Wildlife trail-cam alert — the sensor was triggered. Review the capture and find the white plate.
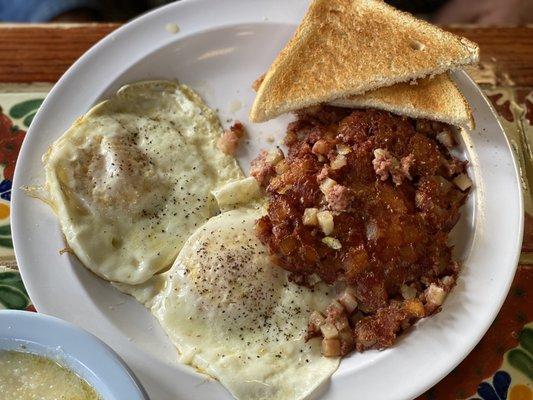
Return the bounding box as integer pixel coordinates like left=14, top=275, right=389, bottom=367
left=0, top=310, right=148, bottom=400
left=11, top=1, right=523, bottom=399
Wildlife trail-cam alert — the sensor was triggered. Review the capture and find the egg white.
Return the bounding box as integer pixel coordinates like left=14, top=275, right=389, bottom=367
left=119, top=208, right=339, bottom=400
left=43, top=81, right=243, bottom=284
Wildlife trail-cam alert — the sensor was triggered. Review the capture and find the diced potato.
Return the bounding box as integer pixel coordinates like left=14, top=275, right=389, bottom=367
left=317, top=210, right=334, bottom=235
left=426, top=284, right=447, bottom=306
left=453, top=173, right=472, bottom=191
left=320, top=323, right=339, bottom=339
left=339, top=328, right=354, bottom=347
left=331, top=154, right=347, bottom=170
left=321, top=338, right=341, bottom=357
left=309, top=311, right=325, bottom=327
left=435, top=175, right=453, bottom=192
left=373, top=148, right=387, bottom=159
left=403, top=299, right=425, bottom=318
left=211, top=177, right=261, bottom=211
left=275, top=159, right=289, bottom=175
left=441, top=275, right=455, bottom=286
left=336, top=144, right=352, bottom=155
left=338, top=289, right=358, bottom=313
left=328, top=300, right=345, bottom=313
left=312, top=140, right=329, bottom=155
left=303, top=208, right=319, bottom=226
left=266, top=148, right=284, bottom=165
left=322, top=236, right=342, bottom=250
left=334, top=315, right=350, bottom=331
left=319, top=177, right=337, bottom=195
left=400, top=284, right=417, bottom=300
left=436, top=131, right=454, bottom=149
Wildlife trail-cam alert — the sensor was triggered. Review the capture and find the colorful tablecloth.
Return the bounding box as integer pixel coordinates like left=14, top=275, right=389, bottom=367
left=0, top=88, right=531, bottom=400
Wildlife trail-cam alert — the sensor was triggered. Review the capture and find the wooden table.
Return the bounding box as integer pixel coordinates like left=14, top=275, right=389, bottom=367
left=0, top=24, right=531, bottom=400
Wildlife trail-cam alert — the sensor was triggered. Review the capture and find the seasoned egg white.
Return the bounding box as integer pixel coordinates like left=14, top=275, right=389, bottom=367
left=43, top=81, right=243, bottom=284
left=121, top=208, right=339, bottom=400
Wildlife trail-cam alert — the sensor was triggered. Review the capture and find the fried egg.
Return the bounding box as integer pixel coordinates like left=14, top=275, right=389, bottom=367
left=121, top=207, right=339, bottom=399
left=43, top=81, right=243, bottom=284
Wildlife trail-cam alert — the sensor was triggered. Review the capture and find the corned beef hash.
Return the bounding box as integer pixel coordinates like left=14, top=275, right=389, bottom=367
left=253, top=106, right=472, bottom=357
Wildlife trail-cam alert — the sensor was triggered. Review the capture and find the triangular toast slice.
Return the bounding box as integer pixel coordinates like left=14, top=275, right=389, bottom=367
left=250, top=0, right=478, bottom=123
left=330, top=73, right=474, bottom=128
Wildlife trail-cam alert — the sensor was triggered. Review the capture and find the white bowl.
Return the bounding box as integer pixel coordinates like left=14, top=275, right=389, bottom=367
left=0, top=310, right=148, bottom=400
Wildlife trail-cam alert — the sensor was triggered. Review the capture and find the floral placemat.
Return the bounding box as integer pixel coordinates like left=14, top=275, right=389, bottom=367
left=0, top=93, right=44, bottom=260
left=0, top=92, right=42, bottom=311
left=0, top=265, right=32, bottom=311
left=0, top=88, right=531, bottom=399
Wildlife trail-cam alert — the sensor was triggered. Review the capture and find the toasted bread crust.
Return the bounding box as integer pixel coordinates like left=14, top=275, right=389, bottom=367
left=330, top=73, right=474, bottom=129
left=250, top=0, right=479, bottom=123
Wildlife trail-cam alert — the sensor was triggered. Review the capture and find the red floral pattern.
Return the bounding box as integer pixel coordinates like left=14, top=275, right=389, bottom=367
left=0, top=107, right=25, bottom=180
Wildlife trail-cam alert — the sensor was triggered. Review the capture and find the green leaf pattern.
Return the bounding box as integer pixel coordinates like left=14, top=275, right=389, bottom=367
left=0, top=225, right=12, bottom=248
left=0, top=271, right=30, bottom=310
left=507, top=326, right=533, bottom=380
left=9, top=99, right=44, bottom=127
